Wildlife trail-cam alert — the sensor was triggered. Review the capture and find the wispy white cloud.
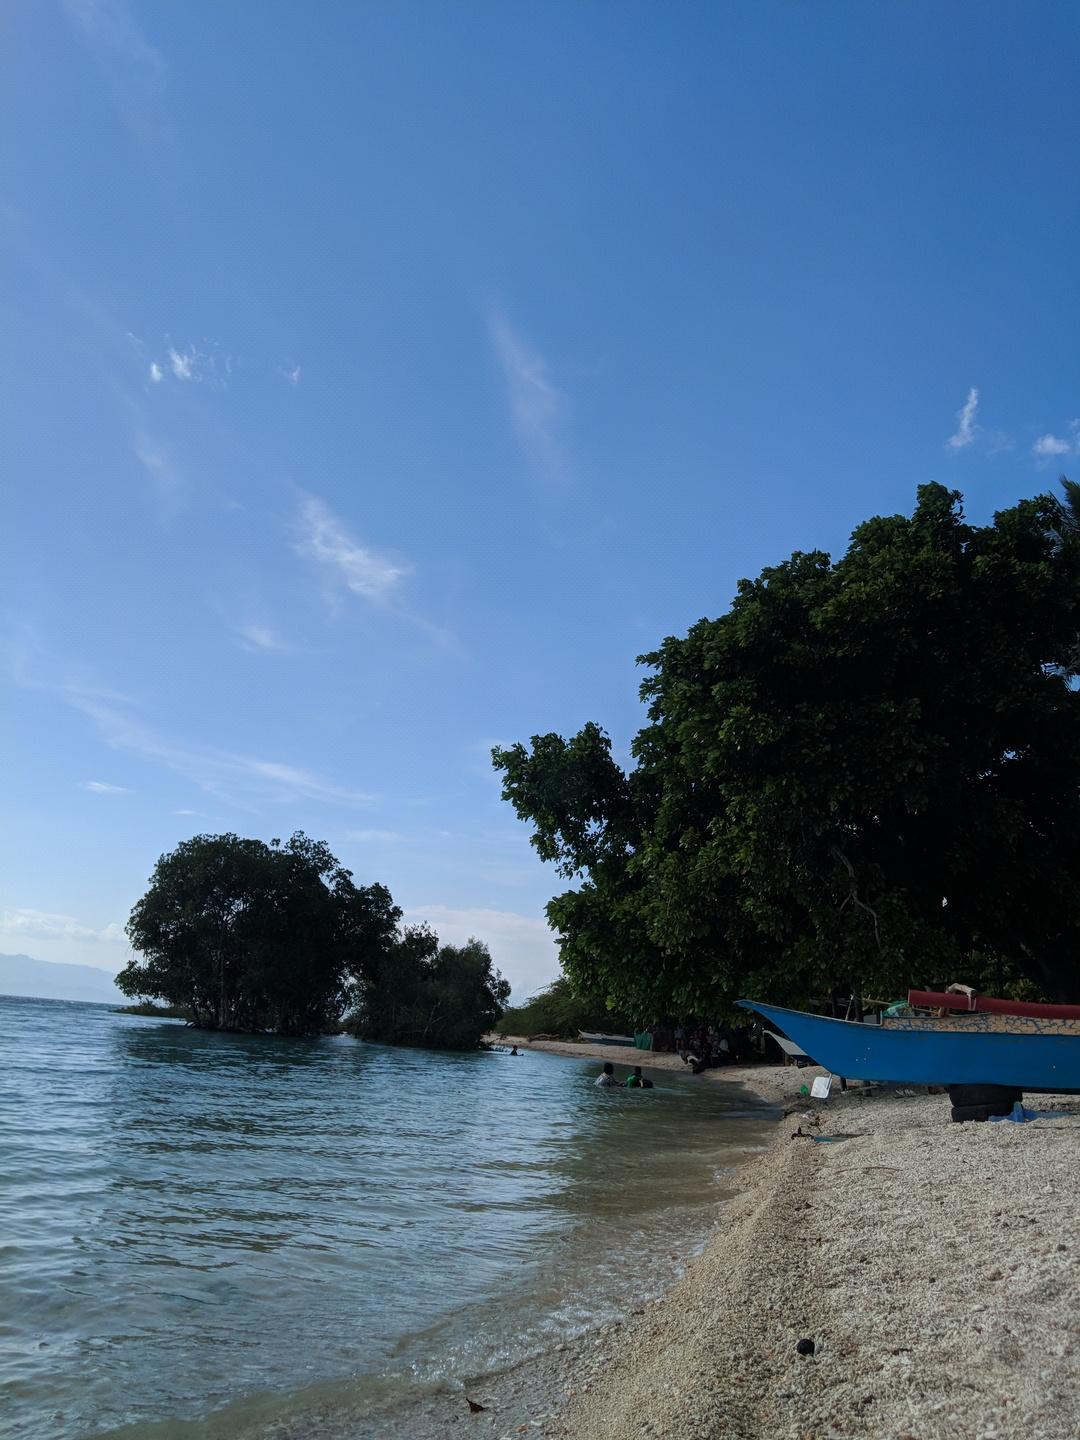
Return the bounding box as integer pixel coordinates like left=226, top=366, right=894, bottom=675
left=75, top=701, right=377, bottom=809
left=946, top=387, right=979, bottom=451
left=81, top=780, right=131, bottom=794
left=4, top=630, right=376, bottom=811
left=62, top=0, right=175, bottom=180
left=169, top=346, right=194, bottom=380
left=142, top=340, right=230, bottom=388
left=1, top=908, right=126, bottom=945
left=234, top=623, right=289, bottom=654
left=295, top=495, right=411, bottom=609
left=278, top=364, right=302, bottom=387
left=347, top=829, right=410, bottom=845
left=133, top=434, right=182, bottom=512
left=170, top=343, right=230, bottom=385
left=488, top=312, right=569, bottom=486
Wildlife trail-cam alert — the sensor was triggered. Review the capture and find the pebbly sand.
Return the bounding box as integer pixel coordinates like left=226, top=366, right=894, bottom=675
left=434, top=1040, right=1080, bottom=1440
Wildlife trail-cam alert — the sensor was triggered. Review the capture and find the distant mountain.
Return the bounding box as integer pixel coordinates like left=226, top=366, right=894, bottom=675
left=0, top=953, right=126, bottom=1004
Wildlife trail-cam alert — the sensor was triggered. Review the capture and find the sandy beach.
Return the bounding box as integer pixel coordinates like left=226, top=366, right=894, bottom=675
left=455, top=1040, right=1080, bottom=1440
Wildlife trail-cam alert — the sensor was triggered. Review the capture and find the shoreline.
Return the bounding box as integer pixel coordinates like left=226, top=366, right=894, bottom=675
left=493, top=1033, right=796, bottom=1101
left=414, top=1043, right=1080, bottom=1440
left=335, top=1048, right=781, bottom=1440
left=494, top=1033, right=740, bottom=1075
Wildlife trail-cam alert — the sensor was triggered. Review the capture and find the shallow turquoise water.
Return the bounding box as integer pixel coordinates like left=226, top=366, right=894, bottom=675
left=0, top=996, right=771, bottom=1439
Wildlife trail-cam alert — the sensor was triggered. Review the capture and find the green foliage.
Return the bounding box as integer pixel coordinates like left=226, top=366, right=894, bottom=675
left=495, top=483, right=1080, bottom=1011
left=347, top=927, right=510, bottom=1049
left=498, top=975, right=634, bottom=1038
left=121, top=833, right=511, bottom=1046
left=118, top=832, right=400, bottom=1035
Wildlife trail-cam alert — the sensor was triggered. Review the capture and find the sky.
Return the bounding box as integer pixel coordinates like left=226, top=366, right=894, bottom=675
left=2, top=1, right=1079, bottom=1001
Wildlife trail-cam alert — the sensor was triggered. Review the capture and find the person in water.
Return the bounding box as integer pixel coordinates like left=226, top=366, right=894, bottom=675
left=626, top=1065, right=654, bottom=1089
left=594, top=1062, right=621, bottom=1087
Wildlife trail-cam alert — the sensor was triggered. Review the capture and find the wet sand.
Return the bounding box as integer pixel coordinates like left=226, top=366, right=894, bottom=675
left=435, top=1047, right=1080, bottom=1440
left=494, top=1034, right=693, bottom=1073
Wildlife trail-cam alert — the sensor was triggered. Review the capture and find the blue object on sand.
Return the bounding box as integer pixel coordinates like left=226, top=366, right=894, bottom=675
left=737, top=1000, right=1080, bottom=1094
left=989, top=1101, right=1038, bottom=1123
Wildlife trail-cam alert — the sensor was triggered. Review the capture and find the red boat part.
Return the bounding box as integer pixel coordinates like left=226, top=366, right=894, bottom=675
left=908, top=989, right=1080, bottom=1020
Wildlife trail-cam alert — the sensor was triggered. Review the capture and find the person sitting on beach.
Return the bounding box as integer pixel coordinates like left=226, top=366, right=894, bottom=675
left=594, top=1062, right=621, bottom=1087
left=626, top=1065, right=654, bottom=1089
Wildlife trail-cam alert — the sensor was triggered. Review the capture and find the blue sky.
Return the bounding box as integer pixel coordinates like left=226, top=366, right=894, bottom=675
left=3, top=1, right=1078, bottom=999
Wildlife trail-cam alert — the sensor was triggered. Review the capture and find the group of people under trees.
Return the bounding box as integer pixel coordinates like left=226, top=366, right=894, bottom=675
left=595, top=1062, right=654, bottom=1089
left=661, top=1021, right=757, bottom=1072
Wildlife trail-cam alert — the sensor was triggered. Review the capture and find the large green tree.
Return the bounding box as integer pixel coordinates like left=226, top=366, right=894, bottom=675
left=118, top=832, right=400, bottom=1035
left=494, top=483, right=1080, bottom=1014
left=348, top=926, right=510, bottom=1048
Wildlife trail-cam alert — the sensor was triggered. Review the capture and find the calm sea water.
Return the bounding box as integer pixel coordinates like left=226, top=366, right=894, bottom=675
left=0, top=996, right=771, bottom=1440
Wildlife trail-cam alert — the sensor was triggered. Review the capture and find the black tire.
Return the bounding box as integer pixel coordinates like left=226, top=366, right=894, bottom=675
left=947, top=1084, right=1022, bottom=1109
left=951, top=1103, right=993, bottom=1123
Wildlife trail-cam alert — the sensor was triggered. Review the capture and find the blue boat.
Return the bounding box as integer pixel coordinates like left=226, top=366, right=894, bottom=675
left=738, top=1000, right=1080, bottom=1093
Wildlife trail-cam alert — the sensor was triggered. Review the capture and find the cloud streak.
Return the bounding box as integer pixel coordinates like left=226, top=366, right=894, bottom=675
left=488, top=312, right=569, bottom=486
left=233, top=623, right=289, bottom=654
left=1, top=908, right=126, bottom=945
left=4, top=630, right=376, bottom=811
left=62, top=0, right=176, bottom=184
left=75, top=699, right=377, bottom=808
left=295, top=495, right=411, bottom=608
left=133, top=434, right=183, bottom=513
left=81, top=780, right=131, bottom=794
left=946, top=387, right=979, bottom=451
left=293, top=495, right=459, bottom=650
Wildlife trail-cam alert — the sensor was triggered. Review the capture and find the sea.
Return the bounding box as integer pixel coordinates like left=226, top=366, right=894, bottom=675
left=0, top=995, right=773, bottom=1440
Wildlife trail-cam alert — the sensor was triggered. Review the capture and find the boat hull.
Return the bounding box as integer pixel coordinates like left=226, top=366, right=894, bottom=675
left=738, top=1000, right=1080, bottom=1092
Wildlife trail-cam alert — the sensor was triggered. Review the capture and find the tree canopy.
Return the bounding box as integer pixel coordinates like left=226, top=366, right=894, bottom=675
left=494, top=483, right=1080, bottom=1015
left=348, top=926, right=510, bottom=1048
left=119, top=831, right=510, bottom=1044
left=119, top=832, right=401, bottom=1035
